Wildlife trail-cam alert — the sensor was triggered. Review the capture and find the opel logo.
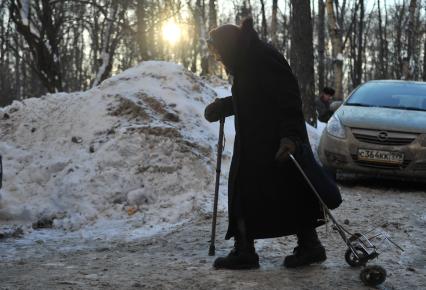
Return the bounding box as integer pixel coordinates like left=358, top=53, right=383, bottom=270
left=378, top=131, right=388, bottom=141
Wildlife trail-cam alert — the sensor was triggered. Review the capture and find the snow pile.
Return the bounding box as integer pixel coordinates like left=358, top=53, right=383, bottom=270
left=0, top=60, right=324, bottom=240
left=0, top=61, right=226, bottom=233
left=306, top=121, right=326, bottom=160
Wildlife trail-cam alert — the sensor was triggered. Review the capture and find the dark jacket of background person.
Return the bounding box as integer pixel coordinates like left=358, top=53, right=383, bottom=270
left=315, top=87, right=335, bottom=122
left=315, top=97, right=333, bottom=122
left=209, top=20, right=341, bottom=240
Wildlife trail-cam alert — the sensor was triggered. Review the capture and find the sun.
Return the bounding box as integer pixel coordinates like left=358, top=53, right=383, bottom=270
left=162, top=21, right=181, bottom=45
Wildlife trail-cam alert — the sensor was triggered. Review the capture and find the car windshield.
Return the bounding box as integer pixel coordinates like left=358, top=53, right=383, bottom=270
left=346, top=82, right=426, bottom=112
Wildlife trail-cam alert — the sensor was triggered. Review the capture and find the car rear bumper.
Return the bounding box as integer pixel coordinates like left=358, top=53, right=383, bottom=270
left=318, top=128, right=426, bottom=178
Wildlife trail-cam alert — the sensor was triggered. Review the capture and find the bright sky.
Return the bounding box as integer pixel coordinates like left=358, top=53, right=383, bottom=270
left=217, top=0, right=406, bottom=22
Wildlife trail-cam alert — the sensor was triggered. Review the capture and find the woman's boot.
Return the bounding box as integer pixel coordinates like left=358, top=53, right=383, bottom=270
left=283, top=228, right=326, bottom=268
left=213, top=219, right=259, bottom=269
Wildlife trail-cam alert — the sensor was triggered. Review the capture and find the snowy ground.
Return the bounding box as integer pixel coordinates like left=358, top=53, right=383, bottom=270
left=0, top=62, right=425, bottom=289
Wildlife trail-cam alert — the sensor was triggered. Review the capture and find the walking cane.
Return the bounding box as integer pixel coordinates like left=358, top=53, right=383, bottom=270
left=209, top=117, right=225, bottom=256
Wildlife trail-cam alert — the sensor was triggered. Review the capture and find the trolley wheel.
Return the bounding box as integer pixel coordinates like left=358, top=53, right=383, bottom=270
left=345, top=246, right=368, bottom=267
left=360, top=265, right=387, bottom=286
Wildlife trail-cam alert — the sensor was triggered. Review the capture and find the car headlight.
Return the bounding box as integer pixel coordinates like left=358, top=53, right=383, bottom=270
left=326, top=114, right=346, bottom=139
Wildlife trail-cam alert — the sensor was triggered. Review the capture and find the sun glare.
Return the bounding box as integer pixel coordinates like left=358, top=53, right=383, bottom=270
left=162, top=21, right=181, bottom=45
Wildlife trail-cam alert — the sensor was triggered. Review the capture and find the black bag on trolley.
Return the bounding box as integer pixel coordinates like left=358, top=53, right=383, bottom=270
left=293, top=144, right=342, bottom=210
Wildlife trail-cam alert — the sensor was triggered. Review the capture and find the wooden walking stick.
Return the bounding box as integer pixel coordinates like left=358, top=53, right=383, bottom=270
left=209, top=118, right=225, bottom=256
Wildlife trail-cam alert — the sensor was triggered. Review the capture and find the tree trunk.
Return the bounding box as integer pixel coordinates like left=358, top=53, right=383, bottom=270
left=377, top=0, right=386, bottom=79
left=394, top=2, right=406, bottom=79
left=9, top=0, right=63, bottom=93
left=326, top=0, right=343, bottom=100
left=423, top=26, right=426, bottom=81
left=349, top=19, right=356, bottom=89
left=404, top=0, right=417, bottom=80
left=260, top=0, right=268, bottom=41
left=282, top=1, right=291, bottom=60
left=93, top=1, right=119, bottom=87
left=196, top=0, right=209, bottom=75
left=137, top=0, right=149, bottom=60
left=271, top=0, right=278, bottom=47
left=208, top=0, right=217, bottom=73
left=383, top=0, right=389, bottom=78
left=20, top=38, right=28, bottom=98
left=0, top=8, right=5, bottom=98
left=14, top=35, right=20, bottom=98
left=235, top=0, right=251, bottom=24
left=93, top=0, right=129, bottom=87
left=317, top=0, right=325, bottom=93
left=290, top=0, right=316, bottom=126
left=353, top=0, right=364, bottom=87
left=208, top=0, right=217, bottom=31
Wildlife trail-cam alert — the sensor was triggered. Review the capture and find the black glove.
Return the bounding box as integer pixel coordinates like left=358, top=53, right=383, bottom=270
left=275, top=138, right=297, bottom=162
left=204, top=99, right=226, bottom=122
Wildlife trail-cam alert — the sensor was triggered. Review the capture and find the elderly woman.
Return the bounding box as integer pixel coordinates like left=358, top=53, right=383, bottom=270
left=204, top=18, right=341, bottom=270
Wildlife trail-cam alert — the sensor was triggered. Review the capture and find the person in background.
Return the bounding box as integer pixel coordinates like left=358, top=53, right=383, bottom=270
left=315, top=87, right=335, bottom=122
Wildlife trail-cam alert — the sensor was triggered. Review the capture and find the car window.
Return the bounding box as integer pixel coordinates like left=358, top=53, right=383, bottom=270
left=346, top=82, right=426, bottom=111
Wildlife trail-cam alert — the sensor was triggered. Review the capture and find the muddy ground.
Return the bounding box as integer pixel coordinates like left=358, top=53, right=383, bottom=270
left=1, top=179, right=425, bottom=290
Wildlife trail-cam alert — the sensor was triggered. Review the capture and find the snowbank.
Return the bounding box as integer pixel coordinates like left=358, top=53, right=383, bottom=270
left=0, top=61, right=324, bottom=239
left=306, top=121, right=326, bottom=160
left=0, top=61, right=226, bottom=234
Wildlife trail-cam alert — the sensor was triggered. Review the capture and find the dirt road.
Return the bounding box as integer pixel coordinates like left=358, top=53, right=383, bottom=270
left=1, top=179, right=425, bottom=290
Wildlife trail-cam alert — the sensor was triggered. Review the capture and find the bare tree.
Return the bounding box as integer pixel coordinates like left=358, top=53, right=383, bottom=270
left=353, top=0, right=364, bottom=87
left=93, top=0, right=134, bottom=87
left=208, top=0, right=217, bottom=30
left=207, top=0, right=218, bottom=73
left=271, top=0, right=278, bottom=46
left=93, top=1, right=119, bottom=86
left=394, top=2, right=406, bottom=80
left=137, top=0, right=150, bottom=60
left=0, top=2, right=16, bottom=106
left=280, top=1, right=291, bottom=60
left=9, top=0, right=64, bottom=93
left=290, top=0, right=316, bottom=126
left=1, top=0, right=425, bottom=106
left=402, top=0, right=418, bottom=80
left=259, top=0, right=268, bottom=41
left=236, top=0, right=252, bottom=25
left=326, top=0, right=343, bottom=100
left=423, top=20, right=426, bottom=81
left=376, top=0, right=388, bottom=79
left=317, top=0, right=325, bottom=92
left=195, top=0, right=209, bottom=75
left=423, top=39, right=426, bottom=81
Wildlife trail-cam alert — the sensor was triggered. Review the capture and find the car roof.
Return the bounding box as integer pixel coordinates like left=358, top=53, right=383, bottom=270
left=364, top=80, right=426, bottom=86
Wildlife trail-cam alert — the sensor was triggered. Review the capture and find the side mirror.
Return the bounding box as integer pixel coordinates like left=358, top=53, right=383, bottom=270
left=330, top=101, right=343, bottom=112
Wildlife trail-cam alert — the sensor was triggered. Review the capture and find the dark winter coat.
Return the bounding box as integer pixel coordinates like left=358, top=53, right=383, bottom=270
left=315, top=97, right=333, bottom=122
left=219, top=26, right=341, bottom=240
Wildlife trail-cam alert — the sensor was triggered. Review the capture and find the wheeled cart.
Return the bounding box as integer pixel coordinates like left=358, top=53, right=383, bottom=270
left=289, top=154, right=403, bottom=286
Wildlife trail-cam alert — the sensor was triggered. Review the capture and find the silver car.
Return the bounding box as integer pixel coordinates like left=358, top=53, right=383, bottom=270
left=318, top=80, right=426, bottom=179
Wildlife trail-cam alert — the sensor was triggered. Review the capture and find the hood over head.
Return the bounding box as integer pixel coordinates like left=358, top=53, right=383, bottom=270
left=208, top=17, right=259, bottom=74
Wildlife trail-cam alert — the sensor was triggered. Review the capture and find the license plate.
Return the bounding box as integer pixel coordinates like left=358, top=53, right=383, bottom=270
left=358, top=149, right=404, bottom=164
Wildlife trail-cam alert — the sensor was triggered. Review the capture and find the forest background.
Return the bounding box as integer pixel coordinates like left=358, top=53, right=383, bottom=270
left=1, top=0, right=425, bottom=125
